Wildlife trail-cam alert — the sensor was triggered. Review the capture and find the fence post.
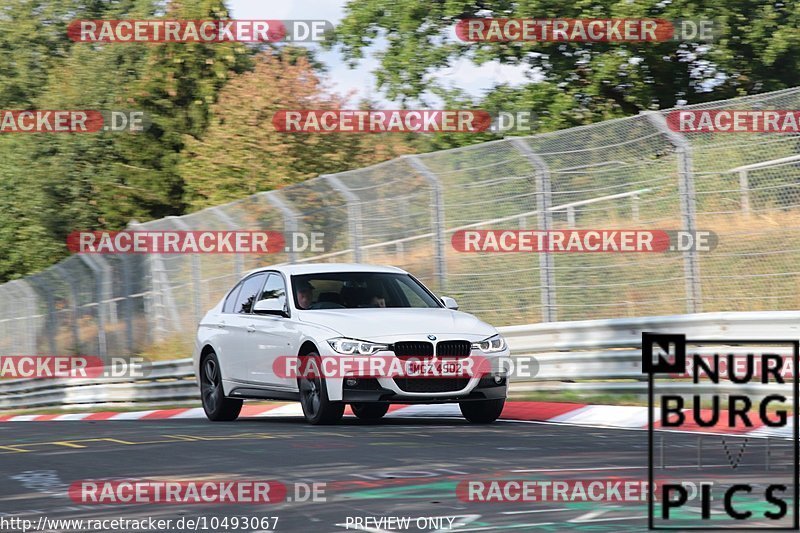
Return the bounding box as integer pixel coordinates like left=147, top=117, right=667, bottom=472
left=323, top=174, right=363, bottom=263
left=566, top=206, right=576, bottom=228
left=510, top=138, right=557, bottom=322
left=119, top=254, right=135, bottom=353
left=129, top=221, right=180, bottom=343
left=645, top=111, right=702, bottom=313
left=168, top=217, right=203, bottom=325
left=78, top=255, right=109, bottom=357
left=149, top=254, right=180, bottom=342
left=406, top=156, right=447, bottom=291
left=211, top=207, right=244, bottom=278
left=8, top=280, right=39, bottom=354
left=20, top=280, right=39, bottom=355
left=29, top=275, right=57, bottom=355
left=91, top=254, right=116, bottom=323
left=263, top=192, right=300, bottom=264
left=54, top=264, right=81, bottom=353
left=738, top=170, right=751, bottom=215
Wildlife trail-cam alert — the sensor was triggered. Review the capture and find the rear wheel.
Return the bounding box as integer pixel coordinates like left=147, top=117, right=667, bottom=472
left=298, top=353, right=345, bottom=425
left=351, top=402, right=389, bottom=421
left=460, top=398, right=505, bottom=424
left=200, top=351, right=242, bottom=421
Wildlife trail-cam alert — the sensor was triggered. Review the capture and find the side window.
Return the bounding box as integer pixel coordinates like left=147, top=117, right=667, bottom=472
left=233, top=273, right=267, bottom=314
left=258, top=274, right=287, bottom=305
left=223, top=283, right=242, bottom=313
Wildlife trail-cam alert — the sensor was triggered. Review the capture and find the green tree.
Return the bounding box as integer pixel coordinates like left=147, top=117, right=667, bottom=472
left=330, top=0, right=800, bottom=118
left=0, top=0, right=251, bottom=281
left=180, top=48, right=416, bottom=210
left=110, top=0, right=252, bottom=220
left=0, top=136, right=63, bottom=279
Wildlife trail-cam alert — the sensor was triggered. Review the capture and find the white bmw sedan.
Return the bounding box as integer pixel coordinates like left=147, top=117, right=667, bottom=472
left=193, top=263, right=509, bottom=425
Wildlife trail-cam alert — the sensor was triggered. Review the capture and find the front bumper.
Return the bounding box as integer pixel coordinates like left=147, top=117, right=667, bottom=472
left=341, top=376, right=508, bottom=403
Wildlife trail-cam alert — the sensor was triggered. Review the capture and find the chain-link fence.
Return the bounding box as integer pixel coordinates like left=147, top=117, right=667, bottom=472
left=5, top=87, right=800, bottom=357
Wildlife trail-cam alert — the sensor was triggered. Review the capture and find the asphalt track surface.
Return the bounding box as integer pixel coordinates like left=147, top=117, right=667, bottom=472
left=0, top=416, right=795, bottom=532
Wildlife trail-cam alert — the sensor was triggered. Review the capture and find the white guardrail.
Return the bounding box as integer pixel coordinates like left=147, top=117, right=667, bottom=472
left=2, top=310, right=800, bottom=410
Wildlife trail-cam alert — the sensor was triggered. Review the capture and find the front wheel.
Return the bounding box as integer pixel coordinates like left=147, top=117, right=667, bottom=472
left=297, top=353, right=345, bottom=425
left=200, top=352, right=242, bottom=421
left=351, top=402, right=389, bottom=421
left=460, top=398, right=505, bottom=424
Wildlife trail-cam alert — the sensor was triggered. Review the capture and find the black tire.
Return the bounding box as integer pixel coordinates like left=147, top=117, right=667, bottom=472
left=351, top=402, right=390, bottom=421
left=460, top=398, right=505, bottom=424
left=200, top=351, right=242, bottom=421
left=297, top=353, right=345, bottom=425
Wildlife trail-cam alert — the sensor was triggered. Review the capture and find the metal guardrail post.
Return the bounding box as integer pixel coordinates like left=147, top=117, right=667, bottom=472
left=323, top=174, right=363, bottom=263
left=7, top=280, right=39, bottom=354
left=28, top=275, right=57, bottom=355
left=78, top=255, right=109, bottom=357
left=210, top=206, right=244, bottom=278
left=149, top=254, right=180, bottom=342
left=129, top=220, right=180, bottom=342
left=87, top=254, right=116, bottom=323
left=263, top=192, right=300, bottom=264
left=738, top=170, right=751, bottom=215
left=510, top=138, right=557, bottom=322
left=406, top=156, right=447, bottom=291
left=121, top=220, right=146, bottom=351
left=190, top=254, right=203, bottom=326
left=119, top=254, right=135, bottom=353
left=566, top=206, right=576, bottom=228
left=168, top=217, right=203, bottom=324
left=54, top=264, right=80, bottom=352
left=3, top=283, right=24, bottom=352
left=645, top=111, right=702, bottom=313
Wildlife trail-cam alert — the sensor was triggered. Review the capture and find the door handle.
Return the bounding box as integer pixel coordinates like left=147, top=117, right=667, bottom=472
left=247, top=324, right=256, bottom=333
left=218, top=320, right=226, bottom=329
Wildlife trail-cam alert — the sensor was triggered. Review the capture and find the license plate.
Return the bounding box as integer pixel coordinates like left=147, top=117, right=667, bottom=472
left=405, top=360, right=463, bottom=376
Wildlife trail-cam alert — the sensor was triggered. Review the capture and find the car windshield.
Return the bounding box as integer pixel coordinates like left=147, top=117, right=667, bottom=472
left=291, top=272, right=442, bottom=310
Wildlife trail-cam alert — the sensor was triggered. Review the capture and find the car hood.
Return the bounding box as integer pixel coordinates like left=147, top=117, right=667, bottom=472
left=296, top=308, right=496, bottom=341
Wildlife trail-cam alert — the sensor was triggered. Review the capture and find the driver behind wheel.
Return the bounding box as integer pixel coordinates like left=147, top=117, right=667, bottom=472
left=295, top=279, right=314, bottom=309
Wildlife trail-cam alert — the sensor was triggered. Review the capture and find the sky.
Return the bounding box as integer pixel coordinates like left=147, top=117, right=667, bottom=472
left=227, top=0, right=531, bottom=106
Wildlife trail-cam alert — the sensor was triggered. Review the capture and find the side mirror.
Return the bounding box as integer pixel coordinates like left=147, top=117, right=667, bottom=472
left=253, top=298, right=288, bottom=317
left=440, top=296, right=459, bottom=310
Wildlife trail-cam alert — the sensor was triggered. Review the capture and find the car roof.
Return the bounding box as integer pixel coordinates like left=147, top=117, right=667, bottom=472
left=243, top=263, right=408, bottom=279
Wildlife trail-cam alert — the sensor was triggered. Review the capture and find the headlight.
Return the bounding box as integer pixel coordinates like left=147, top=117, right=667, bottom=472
left=472, top=334, right=507, bottom=353
left=327, top=337, right=389, bottom=355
